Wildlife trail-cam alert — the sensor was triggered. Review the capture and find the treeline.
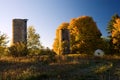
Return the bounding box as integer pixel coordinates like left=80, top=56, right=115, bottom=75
left=53, top=14, right=120, bottom=55
left=0, top=26, right=55, bottom=57
left=0, top=14, right=120, bottom=57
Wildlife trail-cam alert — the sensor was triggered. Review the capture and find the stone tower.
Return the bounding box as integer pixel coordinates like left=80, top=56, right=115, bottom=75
left=59, top=29, right=70, bottom=54
left=12, top=19, right=27, bottom=44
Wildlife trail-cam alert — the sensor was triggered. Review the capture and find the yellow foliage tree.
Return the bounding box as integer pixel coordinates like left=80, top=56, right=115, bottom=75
left=112, top=18, right=120, bottom=52
left=52, top=23, right=69, bottom=54
left=53, top=16, right=104, bottom=54
left=68, top=16, right=102, bottom=54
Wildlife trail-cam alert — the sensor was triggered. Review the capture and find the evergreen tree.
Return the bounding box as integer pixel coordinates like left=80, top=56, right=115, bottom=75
left=106, top=14, right=119, bottom=37
left=106, top=14, right=120, bottom=53
left=112, top=18, right=120, bottom=53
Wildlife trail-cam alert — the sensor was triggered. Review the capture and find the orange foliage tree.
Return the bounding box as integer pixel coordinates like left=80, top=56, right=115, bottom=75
left=68, top=16, right=103, bottom=54
left=53, top=16, right=104, bottom=54
left=112, top=18, right=120, bottom=53
left=106, top=14, right=120, bottom=53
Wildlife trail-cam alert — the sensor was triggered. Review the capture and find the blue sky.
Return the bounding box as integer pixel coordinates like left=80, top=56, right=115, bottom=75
left=0, top=0, right=120, bottom=48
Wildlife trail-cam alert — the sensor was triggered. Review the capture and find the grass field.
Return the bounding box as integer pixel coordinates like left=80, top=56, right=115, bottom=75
left=0, top=54, right=120, bottom=80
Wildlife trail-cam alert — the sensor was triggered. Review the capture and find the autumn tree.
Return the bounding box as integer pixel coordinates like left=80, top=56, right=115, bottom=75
left=68, top=16, right=102, bottom=54
left=27, top=26, right=42, bottom=55
left=107, top=14, right=120, bottom=37
left=53, top=23, right=69, bottom=54
left=53, top=16, right=104, bottom=54
left=112, top=18, right=120, bottom=53
left=106, top=14, right=120, bottom=53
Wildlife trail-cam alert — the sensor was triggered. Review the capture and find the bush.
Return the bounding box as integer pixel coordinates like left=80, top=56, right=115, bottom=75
left=28, top=48, right=40, bottom=55
left=39, top=48, right=56, bottom=56
left=39, top=48, right=56, bottom=62
left=0, top=46, right=10, bottom=57
left=8, top=42, right=28, bottom=57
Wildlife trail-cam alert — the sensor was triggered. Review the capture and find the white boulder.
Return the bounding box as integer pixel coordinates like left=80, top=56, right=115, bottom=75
left=94, top=49, right=104, bottom=57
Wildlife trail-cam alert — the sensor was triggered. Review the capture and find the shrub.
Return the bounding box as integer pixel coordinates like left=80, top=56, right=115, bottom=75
left=8, top=42, right=28, bottom=57
left=28, top=47, right=40, bottom=55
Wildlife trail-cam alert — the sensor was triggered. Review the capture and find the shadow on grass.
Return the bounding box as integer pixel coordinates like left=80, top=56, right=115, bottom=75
left=0, top=56, right=120, bottom=80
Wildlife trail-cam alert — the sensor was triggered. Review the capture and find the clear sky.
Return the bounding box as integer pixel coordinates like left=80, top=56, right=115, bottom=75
left=0, top=0, right=120, bottom=48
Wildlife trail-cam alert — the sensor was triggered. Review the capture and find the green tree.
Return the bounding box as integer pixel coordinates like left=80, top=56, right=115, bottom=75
left=0, top=31, right=8, bottom=56
left=0, top=31, right=8, bottom=46
left=8, top=42, right=28, bottom=57
left=27, top=26, right=42, bottom=55
left=68, top=16, right=102, bottom=54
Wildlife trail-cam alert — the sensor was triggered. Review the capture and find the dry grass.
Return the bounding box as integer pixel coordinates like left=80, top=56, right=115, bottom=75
left=0, top=54, right=120, bottom=80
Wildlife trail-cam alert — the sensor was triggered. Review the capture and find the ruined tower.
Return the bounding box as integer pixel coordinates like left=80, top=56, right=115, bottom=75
left=12, top=19, right=27, bottom=44
left=59, top=29, right=70, bottom=54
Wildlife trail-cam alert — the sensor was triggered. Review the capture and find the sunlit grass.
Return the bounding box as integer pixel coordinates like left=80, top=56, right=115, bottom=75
left=0, top=54, right=120, bottom=80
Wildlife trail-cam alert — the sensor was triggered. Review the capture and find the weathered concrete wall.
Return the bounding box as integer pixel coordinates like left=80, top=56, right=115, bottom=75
left=59, top=29, right=70, bottom=54
left=12, top=19, right=27, bottom=44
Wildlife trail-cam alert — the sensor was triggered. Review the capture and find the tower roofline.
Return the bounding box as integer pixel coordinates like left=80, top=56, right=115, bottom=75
left=13, top=19, right=28, bottom=21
